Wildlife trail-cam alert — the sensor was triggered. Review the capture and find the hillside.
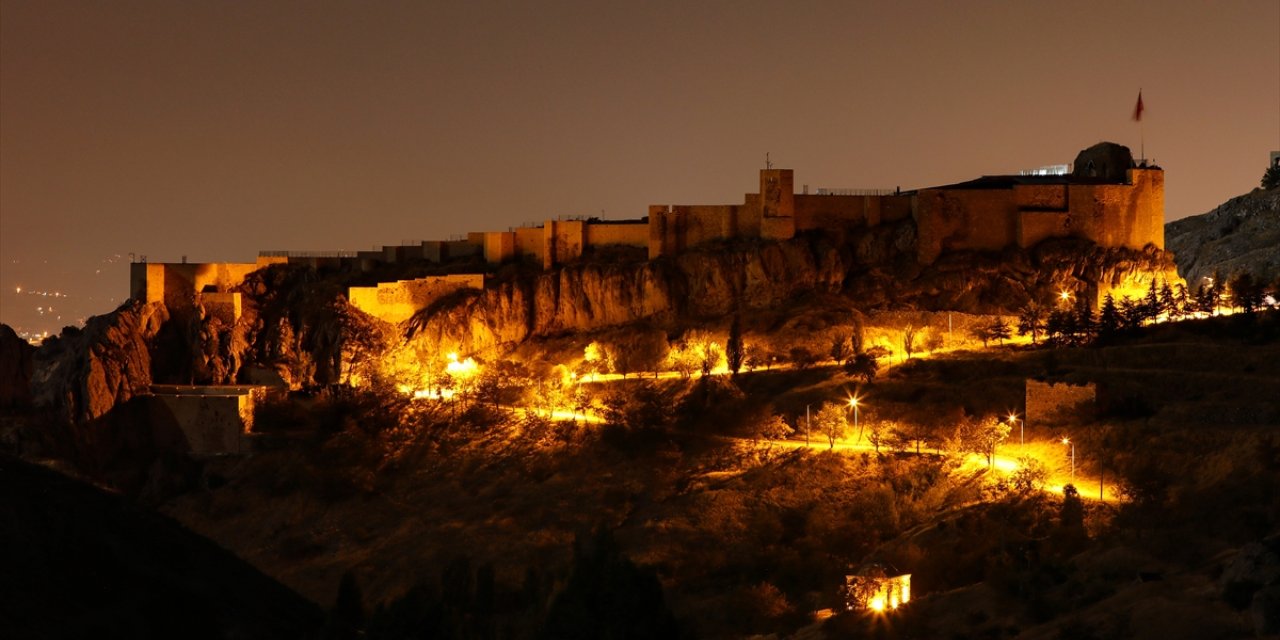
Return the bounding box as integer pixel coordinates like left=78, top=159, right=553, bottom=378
left=0, top=455, right=325, bottom=639
left=1165, top=187, right=1280, bottom=286
left=152, top=317, right=1280, bottom=639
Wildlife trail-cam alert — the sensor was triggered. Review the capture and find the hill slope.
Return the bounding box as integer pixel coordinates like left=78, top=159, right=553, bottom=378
left=0, top=456, right=325, bottom=639
left=1165, top=188, right=1280, bottom=285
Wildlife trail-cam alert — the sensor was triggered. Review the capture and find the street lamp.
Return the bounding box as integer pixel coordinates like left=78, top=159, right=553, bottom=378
left=1061, top=436, right=1075, bottom=483
left=805, top=403, right=812, bottom=447
left=848, top=396, right=861, bottom=445
left=1008, top=412, right=1021, bottom=446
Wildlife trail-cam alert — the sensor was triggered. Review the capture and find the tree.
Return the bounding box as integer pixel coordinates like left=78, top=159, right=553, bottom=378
left=687, top=331, right=725, bottom=377
left=1096, top=293, right=1122, bottom=342
left=1262, top=162, right=1280, bottom=190
left=540, top=528, right=680, bottom=640
left=829, top=331, right=853, bottom=365
left=1010, top=456, right=1048, bottom=493
left=326, top=571, right=365, bottom=640
left=891, top=420, right=935, bottom=454
left=1229, top=271, right=1264, bottom=314
left=726, top=315, right=745, bottom=375
left=744, top=342, right=767, bottom=371
left=789, top=346, right=819, bottom=370
left=970, top=323, right=995, bottom=348
left=813, top=402, right=848, bottom=450
left=990, top=318, right=1012, bottom=345
left=754, top=413, right=794, bottom=441
left=843, top=352, right=879, bottom=383
left=956, top=415, right=1010, bottom=467
left=866, top=419, right=893, bottom=454
left=1158, top=281, right=1177, bottom=320
left=665, top=341, right=698, bottom=378
left=902, top=324, right=918, bottom=359
left=1142, top=279, right=1161, bottom=324
left=1017, top=302, right=1046, bottom=345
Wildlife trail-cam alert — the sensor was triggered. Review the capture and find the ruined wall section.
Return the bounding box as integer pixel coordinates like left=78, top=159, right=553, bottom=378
left=348, top=274, right=486, bottom=324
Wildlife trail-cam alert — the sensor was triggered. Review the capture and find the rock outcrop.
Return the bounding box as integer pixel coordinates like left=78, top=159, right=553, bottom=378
left=1165, top=188, right=1280, bottom=286
left=30, top=301, right=169, bottom=423
left=0, top=324, right=34, bottom=410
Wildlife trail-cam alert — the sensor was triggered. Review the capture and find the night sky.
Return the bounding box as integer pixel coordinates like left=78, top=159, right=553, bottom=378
left=2, top=1, right=1277, bottom=340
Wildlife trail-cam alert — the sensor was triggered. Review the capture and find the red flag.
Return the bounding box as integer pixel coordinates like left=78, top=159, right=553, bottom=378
left=1132, top=90, right=1144, bottom=122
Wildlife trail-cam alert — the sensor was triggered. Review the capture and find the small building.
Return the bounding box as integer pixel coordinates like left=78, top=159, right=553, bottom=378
left=149, top=385, right=268, bottom=455
left=844, top=565, right=912, bottom=612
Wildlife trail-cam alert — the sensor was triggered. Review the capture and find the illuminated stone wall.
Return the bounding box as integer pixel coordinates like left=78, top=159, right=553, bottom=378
left=1025, top=379, right=1097, bottom=427
left=348, top=274, right=486, bottom=324
left=918, top=169, right=1165, bottom=265
left=584, top=221, right=647, bottom=248
left=129, top=256, right=285, bottom=313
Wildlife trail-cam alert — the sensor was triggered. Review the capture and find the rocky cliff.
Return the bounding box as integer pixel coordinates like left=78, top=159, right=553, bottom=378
left=1165, top=188, right=1280, bottom=286
left=17, top=218, right=1183, bottom=428
left=30, top=301, right=168, bottom=424
left=403, top=222, right=1181, bottom=358
left=0, top=324, right=34, bottom=410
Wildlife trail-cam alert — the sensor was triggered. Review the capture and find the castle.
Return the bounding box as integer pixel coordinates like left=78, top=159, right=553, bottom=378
left=131, top=142, right=1165, bottom=323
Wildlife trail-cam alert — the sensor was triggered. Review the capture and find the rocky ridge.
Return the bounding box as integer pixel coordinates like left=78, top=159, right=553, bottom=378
left=14, top=219, right=1180, bottom=429
left=1165, top=187, right=1280, bottom=286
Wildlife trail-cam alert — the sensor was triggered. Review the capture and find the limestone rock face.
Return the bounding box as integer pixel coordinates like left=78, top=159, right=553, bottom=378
left=405, top=236, right=844, bottom=356
left=30, top=301, right=169, bottom=423
left=1165, top=188, right=1280, bottom=285
left=0, top=324, right=35, bottom=410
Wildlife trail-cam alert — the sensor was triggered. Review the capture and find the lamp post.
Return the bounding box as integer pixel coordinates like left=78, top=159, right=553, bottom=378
left=1061, top=436, right=1075, bottom=483
left=848, top=396, right=861, bottom=445
left=805, top=403, right=811, bottom=447
left=1009, top=412, right=1022, bottom=447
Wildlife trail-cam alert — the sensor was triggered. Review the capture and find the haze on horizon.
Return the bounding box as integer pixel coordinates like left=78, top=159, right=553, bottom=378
left=2, top=0, right=1277, bottom=339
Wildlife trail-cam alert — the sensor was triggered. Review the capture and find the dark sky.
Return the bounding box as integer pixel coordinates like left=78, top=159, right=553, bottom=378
left=2, top=0, right=1278, bottom=339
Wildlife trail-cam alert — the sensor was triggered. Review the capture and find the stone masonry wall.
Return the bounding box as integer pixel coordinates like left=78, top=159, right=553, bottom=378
left=349, top=274, right=486, bottom=324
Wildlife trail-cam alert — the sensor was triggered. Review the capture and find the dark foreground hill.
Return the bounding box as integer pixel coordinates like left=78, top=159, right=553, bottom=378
left=0, top=455, right=324, bottom=639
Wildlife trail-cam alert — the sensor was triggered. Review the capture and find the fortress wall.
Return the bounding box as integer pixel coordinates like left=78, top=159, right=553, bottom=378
left=791, top=194, right=912, bottom=230
left=915, top=189, right=1018, bottom=263
left=1014, top=184, right=1067, bottom=209
left=484, top=231, right=516, bottom=263
left=585, top=221, right=648, bottom=248
left=348, top=274, right=485, bottom=324
left=514, top=226, right=544, bottom=263
left=130, top=263, right=167, bottom=303
left=647, top=204, right=745, bottom=259
left=131, top=262, right=263, bottom=311
left=881, top=195, right=914, bottom=222
left=794, top=195, right=871, bottom=230
left=543, top=219, right=586, bottom=268
left=1018, top=211, right=1072, bottom=248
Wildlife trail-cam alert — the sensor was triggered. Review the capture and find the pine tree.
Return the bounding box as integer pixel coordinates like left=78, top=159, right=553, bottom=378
left=726, top=315, right=745, bottom=375
left=1262, top=163, right=1280, bottom=190
left=990, top=317, right=1012, bottom=345
left=1159, top=281, right=1176, bottom=320
left=1017, top=302, right=1045, bottom=344
left=1097, top=293, right=1122, bottom=342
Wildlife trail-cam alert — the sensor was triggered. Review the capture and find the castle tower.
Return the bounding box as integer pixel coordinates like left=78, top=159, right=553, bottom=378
left=759, top=168, right=796, bottom=240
